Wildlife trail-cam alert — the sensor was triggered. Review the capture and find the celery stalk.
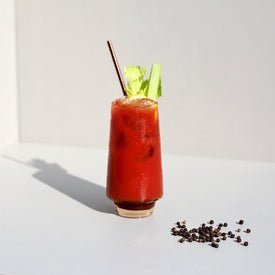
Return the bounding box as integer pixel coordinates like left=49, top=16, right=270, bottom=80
left=146, top=64, right=162, bottom=101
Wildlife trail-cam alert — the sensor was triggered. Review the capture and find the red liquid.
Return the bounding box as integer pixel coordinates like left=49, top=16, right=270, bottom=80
left=106, top=97, right=163, bottom=203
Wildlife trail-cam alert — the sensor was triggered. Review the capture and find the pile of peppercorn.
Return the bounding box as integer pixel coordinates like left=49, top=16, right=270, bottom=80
left=171, top=219, right=250, bottom=248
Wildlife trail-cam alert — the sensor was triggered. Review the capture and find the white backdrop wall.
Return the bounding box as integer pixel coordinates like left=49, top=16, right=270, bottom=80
left=16, top=0, right=275, bottom=161
left=0, top=0, right=18, bottom=148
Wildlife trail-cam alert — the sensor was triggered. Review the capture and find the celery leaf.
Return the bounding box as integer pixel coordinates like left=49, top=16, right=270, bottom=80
left=123, top=66, right=147, bottom=96
left=123, top=63, right=162, bottom=101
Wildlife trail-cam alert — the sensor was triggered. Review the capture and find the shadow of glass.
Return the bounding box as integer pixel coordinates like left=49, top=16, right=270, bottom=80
left=4, top=156, right=115, bottom=214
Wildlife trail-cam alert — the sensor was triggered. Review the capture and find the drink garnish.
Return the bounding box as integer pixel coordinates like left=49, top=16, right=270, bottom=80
left=124, top=64, right=162, bottom=102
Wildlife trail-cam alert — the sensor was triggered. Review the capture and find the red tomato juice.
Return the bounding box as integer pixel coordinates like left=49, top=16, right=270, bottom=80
left=106, top=97, right=163, bottom=204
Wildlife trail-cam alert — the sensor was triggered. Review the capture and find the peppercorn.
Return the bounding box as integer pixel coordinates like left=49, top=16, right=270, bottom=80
left=237, top=228, right=241, bottom=232
left=223, top=223, right=228, bottom=227
left=172, top=228, right=178, bottom=235
left=210, top=220, right=214, bottom=224
left=222, top=236, right=227, bottom=240
left=239, top=220, right=244, bottom=225
left=244, top=241, right=248, bottom=246
left=179, top=237, right=185, bottom=243
left=246, top=228, right=251, bottom=233
left=211, top=242, right=219, bottom=248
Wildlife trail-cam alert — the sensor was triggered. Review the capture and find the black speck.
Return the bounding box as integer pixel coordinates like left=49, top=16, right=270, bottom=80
left=144, top=146, right=154, bottom=160
left=116, top=132, right=127, bottom=150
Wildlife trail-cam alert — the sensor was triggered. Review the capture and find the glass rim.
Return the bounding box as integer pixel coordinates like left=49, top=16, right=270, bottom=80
left=112, top=96, right=157, bottom=108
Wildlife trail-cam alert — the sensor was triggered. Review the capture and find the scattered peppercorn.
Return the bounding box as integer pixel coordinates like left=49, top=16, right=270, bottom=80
left=171, top=220, right=251, bottom=249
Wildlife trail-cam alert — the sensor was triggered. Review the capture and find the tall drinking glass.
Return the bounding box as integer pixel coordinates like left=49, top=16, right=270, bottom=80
left=106, top=96, right=163, bottom=218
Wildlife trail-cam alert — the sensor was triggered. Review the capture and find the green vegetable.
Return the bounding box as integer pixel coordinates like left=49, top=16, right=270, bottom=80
left=123, top=64, right=162, bottom=101
left=124, top=66, right=147, bottom=96
left=146, top=64, right=162, bottom=101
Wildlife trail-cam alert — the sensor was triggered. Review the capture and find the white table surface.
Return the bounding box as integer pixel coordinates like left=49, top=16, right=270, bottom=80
left=0, top=143, right=274, bottom=275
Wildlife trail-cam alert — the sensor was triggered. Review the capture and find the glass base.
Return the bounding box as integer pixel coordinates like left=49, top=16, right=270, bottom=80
left=114, top=201, right=156, bottom=218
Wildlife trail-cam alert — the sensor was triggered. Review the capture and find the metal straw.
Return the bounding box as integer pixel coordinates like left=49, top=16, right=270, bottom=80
left=107, top=40, right=127, bottom=96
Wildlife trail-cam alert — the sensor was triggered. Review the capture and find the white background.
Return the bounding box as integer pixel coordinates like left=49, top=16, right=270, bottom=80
left=0, top=0, right=17, bottom=148
left=2, top=0, right=275, bottom=161
left=1, top=143, right=274, bottom=275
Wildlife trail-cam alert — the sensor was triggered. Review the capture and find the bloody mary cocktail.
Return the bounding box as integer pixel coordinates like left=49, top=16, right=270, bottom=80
left=106, top=96, right=163, bottom=218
